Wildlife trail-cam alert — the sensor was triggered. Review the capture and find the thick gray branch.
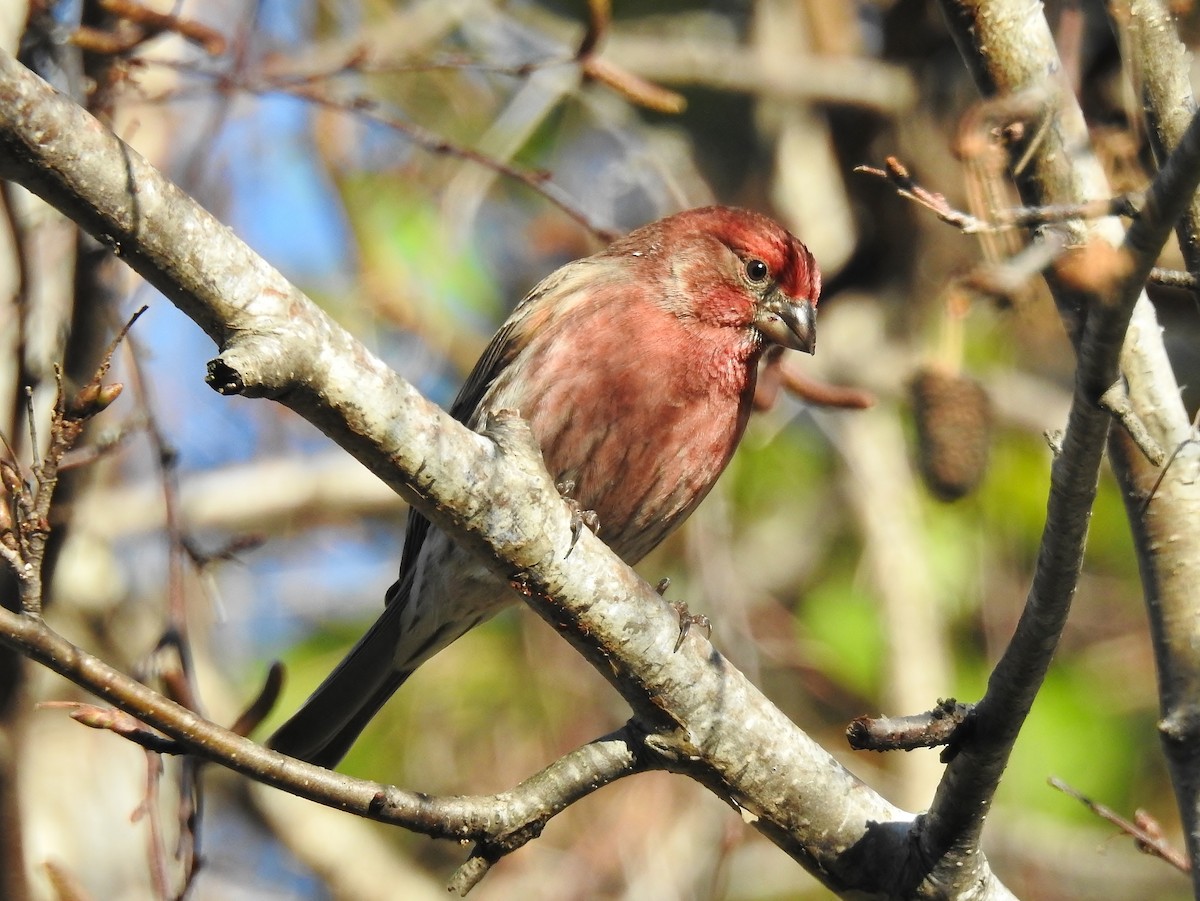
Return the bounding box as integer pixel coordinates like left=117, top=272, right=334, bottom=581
left=0, top=47, right=976, bottom=897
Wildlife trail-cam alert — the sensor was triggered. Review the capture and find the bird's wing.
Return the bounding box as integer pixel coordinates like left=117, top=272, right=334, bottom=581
left=389, top=272, right=563, bottom=590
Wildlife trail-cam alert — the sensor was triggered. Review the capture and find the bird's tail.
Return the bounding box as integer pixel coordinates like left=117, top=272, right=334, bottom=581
left=268, top=594, right=411, bottom=769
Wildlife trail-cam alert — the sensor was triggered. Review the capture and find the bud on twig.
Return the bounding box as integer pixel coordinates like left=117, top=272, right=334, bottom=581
left=67, top=381, right=124, bottom=419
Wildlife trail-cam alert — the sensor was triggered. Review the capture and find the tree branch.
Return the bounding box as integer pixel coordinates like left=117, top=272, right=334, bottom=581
left=0, top=46, right=985, bottom=897
left=928, top=0, right=1200, bottom=889
left=1114, top=0, right=1200, bottom=295
left=0, top=608, right=648, bottom=852
left=1103, top=1, right=1200, bottom=886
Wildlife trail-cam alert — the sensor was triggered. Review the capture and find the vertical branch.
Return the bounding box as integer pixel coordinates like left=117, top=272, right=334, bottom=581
left=1107, top=0, right=1200, bottom=883
left=936, top=0, right=1200, bottom=888
left=1114, top=0, right=1200, bottom=290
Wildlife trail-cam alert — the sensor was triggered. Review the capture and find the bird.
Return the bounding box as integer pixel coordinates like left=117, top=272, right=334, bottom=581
left=269, top=206, right=820, bottom=768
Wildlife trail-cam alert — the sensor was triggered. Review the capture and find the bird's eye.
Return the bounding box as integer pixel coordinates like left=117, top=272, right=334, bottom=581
left=745, top=259, right=769, bottom=283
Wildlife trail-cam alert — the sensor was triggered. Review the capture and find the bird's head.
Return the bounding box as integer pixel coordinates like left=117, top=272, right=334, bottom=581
left=621, top=206, right=820, bottom=355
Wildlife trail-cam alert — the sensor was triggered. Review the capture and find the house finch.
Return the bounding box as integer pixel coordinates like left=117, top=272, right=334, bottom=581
left=269, top=206, right=820, bottom=767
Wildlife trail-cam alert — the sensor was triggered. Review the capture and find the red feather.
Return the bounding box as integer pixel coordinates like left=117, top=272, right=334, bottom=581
left=270, top=206, right=821, bottom=767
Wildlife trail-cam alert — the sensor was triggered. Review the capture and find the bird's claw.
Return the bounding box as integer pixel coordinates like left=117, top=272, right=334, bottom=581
left=570, top=507, right=600, bottom=550
left=558, top=480, right=599, bottom=559
left=671, top=600, right=712, bottom=652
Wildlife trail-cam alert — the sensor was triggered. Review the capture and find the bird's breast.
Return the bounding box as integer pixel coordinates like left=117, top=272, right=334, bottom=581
left=484, top=303, right=759, bottom=564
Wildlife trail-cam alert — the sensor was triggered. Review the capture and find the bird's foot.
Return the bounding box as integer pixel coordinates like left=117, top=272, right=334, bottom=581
left=670, top=600, right=712, bottom=652
left=557, top=480, right=599, bottom=558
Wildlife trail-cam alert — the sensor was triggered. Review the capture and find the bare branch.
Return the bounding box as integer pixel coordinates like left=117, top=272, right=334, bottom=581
left=1149, top=266, right=1198, bottom=290
left=847, top=700, right=973, bottom=755
left=139, top=58, right=621, bottom=243
left=1113, top=0, right=1200, bottom=304
left=0, top=46, right=948, bottom=896
left=1049, top=776, right=1191, bottom=873
left=857, top=155, right=1140, bottom=234
left=926, top=0, right=1200, bottom=891
left=754, top=345, right=876, bottom=412
left=602, top=32, right=916, bottom=116
left=40, top=702, right=181, bottom=755
left=1099, top=380, right=1165, bottom=466
left=72, top=0, right=226, bottom=57
left=1105, top=6, right=1200, bottom=883
left=1, top=307, right=139, bottom=616
left=17, top=597, right=652, bottom=859
left=51, top=687, right=648, bottom=860
left=228, top=661, right=284, bottom=738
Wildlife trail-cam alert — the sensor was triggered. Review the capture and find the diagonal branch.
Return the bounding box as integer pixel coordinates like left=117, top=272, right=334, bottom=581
left=0, top=46, right=959, bottom=897
left=0, top=610, right=648, bottom=851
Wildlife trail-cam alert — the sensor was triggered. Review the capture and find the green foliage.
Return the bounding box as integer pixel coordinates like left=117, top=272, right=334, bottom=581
left=726, top=421, right=834, bottom=519
left=978, top=429, right=1055, bottom=565
left=800, top=574, right=885, bottom=699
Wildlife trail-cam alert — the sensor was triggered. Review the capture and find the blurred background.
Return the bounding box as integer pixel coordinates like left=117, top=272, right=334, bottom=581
left=4, top=0, right=1199, bottom=898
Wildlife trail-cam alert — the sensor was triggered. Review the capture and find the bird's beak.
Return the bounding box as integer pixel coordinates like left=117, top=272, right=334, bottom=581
left=756, top=293, right=816, bottom=355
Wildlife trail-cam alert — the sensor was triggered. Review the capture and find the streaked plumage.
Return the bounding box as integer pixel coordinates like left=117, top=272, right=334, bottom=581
left=269, top=207, right=820, bottom=767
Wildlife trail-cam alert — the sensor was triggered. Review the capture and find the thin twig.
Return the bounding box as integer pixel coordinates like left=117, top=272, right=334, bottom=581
left=40, top=702, right=182, bottom=755
left=23, top=387, right=37, bottom=472
left=858, top=156, right=1141, bottom=234
left=575, top=0, right=609, bottom=60
left=959, top=229, right=1069, bottom=305
left=1049, top=777, right=1191, bottom=873
left=228, top=662, right=284, bottom=738
left=134, top=751, right=171, bottom=901
left=754, top=346, right=875, bottom=412
left=1100, top=381, right=1166, bottom=466
left=1149, top=266, right=1197, bottom=290
left=121, top=315, right=209, bottom=895
left=846, top=700, right=973, bottom=754
left=1138, top=407, right=1200, bottom=516
left=449, top=853, right=495, bottom=896
left=137, top=58, right=620, bottom=242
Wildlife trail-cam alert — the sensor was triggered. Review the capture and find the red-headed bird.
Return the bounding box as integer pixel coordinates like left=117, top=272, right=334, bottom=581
left=270, top=206, right=820, bottom=767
